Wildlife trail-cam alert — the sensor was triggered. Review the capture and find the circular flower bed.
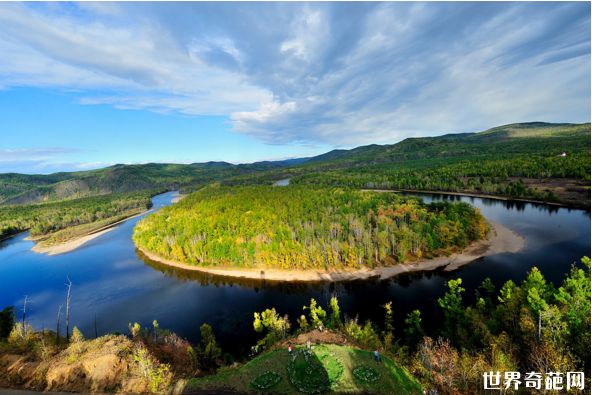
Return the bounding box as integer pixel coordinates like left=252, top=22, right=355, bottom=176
left=251, top=371, right=282, bottom=390
left=353, top=366, right=380, bottom=383
left=287, top=348, right=338, bottom=393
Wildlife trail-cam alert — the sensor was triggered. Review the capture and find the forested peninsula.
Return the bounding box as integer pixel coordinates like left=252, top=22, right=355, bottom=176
left=0, top=122, right=588, bottom=256
left=132, top=185, right=500, bottom=279
left=0, top=191, right=155, bottom=252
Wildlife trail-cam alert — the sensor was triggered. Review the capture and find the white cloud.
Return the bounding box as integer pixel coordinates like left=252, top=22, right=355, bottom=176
left=0, top=147, right=108, bottom=174
left=0, top=2, right=589, bottom=147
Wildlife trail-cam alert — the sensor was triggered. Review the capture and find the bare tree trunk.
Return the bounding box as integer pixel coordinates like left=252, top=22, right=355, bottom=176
left=538, top=311, right=541, bottom=341
left=56, top=304, right=62, bottom=345
left=22, top=295, right=28, bottom=334
left=65, top=277, right=72, bottom=342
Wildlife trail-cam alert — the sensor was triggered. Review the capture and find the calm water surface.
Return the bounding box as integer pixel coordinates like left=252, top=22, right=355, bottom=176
left=0, top=191, right=589, bottom=357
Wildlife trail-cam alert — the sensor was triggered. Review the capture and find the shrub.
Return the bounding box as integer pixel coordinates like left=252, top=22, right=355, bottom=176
left=8, top=322, right=35, bottom=351
left=198, top=323, right=221, bottom=368
left=251, top=371, right=282, bottom=390
left=132, top=344, right=173, bottom=393
left=129, top=322, right=141, bottom=338
left=353, top=366, right=380, bottom=383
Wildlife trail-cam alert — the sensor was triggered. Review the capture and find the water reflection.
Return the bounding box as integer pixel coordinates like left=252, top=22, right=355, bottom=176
left=407, top=191, right=569, bottom=214
left=0, top=190, right=589, bottom=358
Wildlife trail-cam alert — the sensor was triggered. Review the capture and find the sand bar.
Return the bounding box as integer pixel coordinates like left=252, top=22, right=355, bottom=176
left=31, top=210, right=151, bottom=256
left=138, top=221, right=524, bottom=282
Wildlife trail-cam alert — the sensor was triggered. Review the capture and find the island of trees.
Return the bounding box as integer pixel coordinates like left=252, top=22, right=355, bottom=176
left=133, top=185, right=488, bottom=270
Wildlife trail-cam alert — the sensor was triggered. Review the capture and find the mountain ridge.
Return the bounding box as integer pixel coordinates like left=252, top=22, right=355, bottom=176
left=1, top=121, right=589, bottom=205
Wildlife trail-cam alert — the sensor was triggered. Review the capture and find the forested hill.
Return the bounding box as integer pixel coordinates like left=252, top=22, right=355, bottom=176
left=1, top=122, right=589, bottom=206
left=302, top=122, right=590, bottom=168
left=0, top=159, right=308, bottom=205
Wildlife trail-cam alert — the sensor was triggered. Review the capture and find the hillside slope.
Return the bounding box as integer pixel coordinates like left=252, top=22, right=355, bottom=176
left=2, top=122, right=589, bottom=207
left=286, top=122, right=590, bottom=207
left=0, top=159, right=305, bottom=205
left=186, top=342, right=423, bottom=394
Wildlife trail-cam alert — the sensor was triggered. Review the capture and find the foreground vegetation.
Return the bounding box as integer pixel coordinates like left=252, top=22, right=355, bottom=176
left=0, top=191, right=154, bottom=241
left=0, top=257, right=588, bottom=393
left=187, top=343, right=422, bottom=394
left=133, top=185, right=488, bottom=270
left=192, top=257, right=589, bottom=394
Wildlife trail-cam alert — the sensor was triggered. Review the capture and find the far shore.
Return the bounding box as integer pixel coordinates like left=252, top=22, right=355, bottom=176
left=31, top=210, right=152, bottom=256
left=171, top=193, right=187, bottom=203
left=138, top=221, right=525, bottom=282
left=363, top=188, right=568, bottom=207
left=28, top=190, right=189, bottom=256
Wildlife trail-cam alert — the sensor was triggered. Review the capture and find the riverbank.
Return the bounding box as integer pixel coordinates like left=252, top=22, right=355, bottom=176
left=363, top=187, right=589, bottom=210
left=28, top=191, right=183, bottom=256
left=171, top=193, right=187, bottom=203
left=138, top=221, right=524, bottom=282
left=31, top=210, right=151, bottom=256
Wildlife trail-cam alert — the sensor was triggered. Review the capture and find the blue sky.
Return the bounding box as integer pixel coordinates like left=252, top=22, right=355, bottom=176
left=0, top=2, right=590, bottom=174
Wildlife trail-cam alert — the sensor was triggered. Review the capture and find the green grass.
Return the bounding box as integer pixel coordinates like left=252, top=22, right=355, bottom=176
left=251, top=371, right=282, bottom=390
left=186, top=344, right=423, bottom=394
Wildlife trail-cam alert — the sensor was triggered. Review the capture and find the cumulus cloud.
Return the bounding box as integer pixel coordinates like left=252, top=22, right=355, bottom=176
left=0, top=2, right=589, bottom=146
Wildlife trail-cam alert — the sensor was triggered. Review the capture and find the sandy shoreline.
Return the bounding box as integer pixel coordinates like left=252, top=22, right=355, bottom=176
left=28, top=191, right=192, bottom=256
left=171, top=194, right=187, bottom=203
left=138, top=221, right=525, bottom=282
left=31, top=210, right=151, bottom=256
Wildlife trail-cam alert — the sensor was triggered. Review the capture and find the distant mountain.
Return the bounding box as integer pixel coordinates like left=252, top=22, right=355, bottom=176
left=300, top=122, right=590, bottom=168
left=0, top=122, right=588, bottom=205
left=0, top=157, right=309, bottom=205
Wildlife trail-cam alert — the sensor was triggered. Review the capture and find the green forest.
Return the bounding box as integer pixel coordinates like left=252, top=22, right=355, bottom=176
left=238, top=257, right=591, bottom=394
left=133, top=185, right=488, bottom=270
left=0, top=191, right=154, bottom=241
left=0, top=122, right=589, bottom=247
left=234, top=122, right=591, bottom=206
left=1, top=122, right=589, bottom=208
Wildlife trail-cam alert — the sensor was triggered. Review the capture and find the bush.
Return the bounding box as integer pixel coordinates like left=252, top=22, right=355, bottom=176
left=8, top=322, right=35, bottom=351
left=353, top=366, right=380, bottom=383
left=250, top=371, right=282, bottom=390
left=132, top=344, right=173, bottom=393
left=198, top=323, right=221, bottom=368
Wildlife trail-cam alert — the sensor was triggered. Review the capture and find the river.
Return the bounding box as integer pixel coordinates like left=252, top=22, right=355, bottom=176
left=0, top=191, right=589, bottom=357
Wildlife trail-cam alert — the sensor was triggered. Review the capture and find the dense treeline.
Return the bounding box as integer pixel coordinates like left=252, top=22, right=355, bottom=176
left=248, top=257, right=591, bottom=393
left=0, top=164, right=237, bottom=205
left=409, top=258, right=591, bottom=393
left=225, top=123, right=590, bottom=205
left=133, top=185, right=488, bottom=270
left=0, top=191, right=154, bottom=240
left=1, top=123, right=589, bottom=207
left=289, top=152, right=590, bottom=203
